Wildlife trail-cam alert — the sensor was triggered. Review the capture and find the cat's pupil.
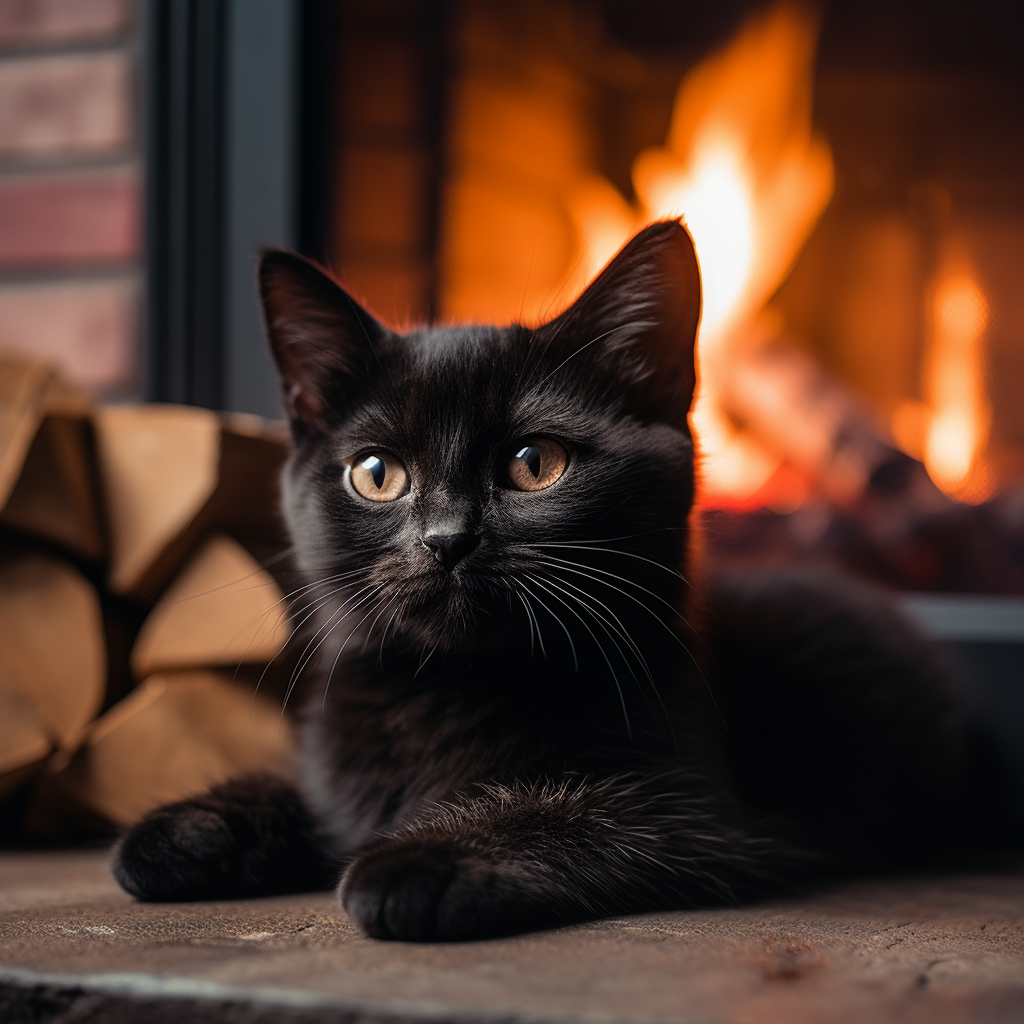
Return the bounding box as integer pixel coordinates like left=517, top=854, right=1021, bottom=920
left=363, top=455, right=386, bottom=489
left=517, top=446, right=541, bottom=479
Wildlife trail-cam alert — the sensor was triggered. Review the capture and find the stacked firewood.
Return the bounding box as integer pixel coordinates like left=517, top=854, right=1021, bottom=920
left=0, top=355, right=297, bottom=842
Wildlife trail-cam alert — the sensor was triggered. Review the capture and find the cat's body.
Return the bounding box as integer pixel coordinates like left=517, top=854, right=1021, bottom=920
left=113, top=222, right=990, bottom=939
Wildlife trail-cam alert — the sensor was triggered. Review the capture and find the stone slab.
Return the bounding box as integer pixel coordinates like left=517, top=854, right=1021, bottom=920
left=1, top=850, right=1024, bottom=1024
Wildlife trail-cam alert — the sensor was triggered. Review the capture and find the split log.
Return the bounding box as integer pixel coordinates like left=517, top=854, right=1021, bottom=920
left=32, top=670, right=295, bottom=831
left=0, top=354, right=102, bottom=561
left=93, top=404, right=222, bottom=597
left=93, top=406, right=288, bottom=602
left=0, top=551, right=105, bottom=799
left=131, top=533, right=289, bottom=678
left=0, top=551, right=105, bottom=751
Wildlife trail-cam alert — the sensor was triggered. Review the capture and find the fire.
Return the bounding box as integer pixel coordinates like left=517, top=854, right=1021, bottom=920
left=922, top=260, right=994, bottom=502
left=890, top=251, right=995, bottom=504
left=440, top=1, right=999, bottom=509
left=440, top=2, right=838, bottom=505
left=566, top=3, right=834, bottom=505
left=637, top=140, right=756, bottom=339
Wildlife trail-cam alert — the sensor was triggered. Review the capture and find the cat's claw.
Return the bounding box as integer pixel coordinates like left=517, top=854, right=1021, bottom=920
left=340, top=839, right=541, bottom=941
left=112, top=803, right=237, bottom=901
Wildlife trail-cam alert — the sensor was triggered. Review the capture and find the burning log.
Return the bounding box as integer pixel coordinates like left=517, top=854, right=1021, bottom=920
left=722, top=337, right=952, bottom=514
left=705, top=337, right=1024, bottom=595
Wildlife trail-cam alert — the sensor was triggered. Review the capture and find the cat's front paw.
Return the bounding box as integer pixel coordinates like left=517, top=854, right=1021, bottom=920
left=340, top=838, right=547, bottom=941
left=112, top=801, right=237, bottom=901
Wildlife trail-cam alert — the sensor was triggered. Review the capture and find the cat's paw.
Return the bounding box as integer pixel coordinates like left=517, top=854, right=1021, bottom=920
left=112, top=801, right=238, bottom=901
left=340, top=838, right=545, bottom=941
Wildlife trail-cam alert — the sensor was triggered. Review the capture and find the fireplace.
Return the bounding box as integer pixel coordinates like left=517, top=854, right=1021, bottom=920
left=314, top=0, right=1024, bottom=597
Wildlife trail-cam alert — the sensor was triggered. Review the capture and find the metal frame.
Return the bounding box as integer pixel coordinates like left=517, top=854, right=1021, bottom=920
left=145, top=0, right=335, bottom=417
left=145, top=0, right=228, bottom=409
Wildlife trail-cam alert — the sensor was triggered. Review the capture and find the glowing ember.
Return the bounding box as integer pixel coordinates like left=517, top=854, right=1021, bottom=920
left=566, top=2, right=834, bottom=505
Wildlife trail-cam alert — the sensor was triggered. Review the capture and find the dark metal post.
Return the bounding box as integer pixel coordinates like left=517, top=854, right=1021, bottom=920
left=146, top=0, right=318, bottom=417
left=145, top=0, right=227, bottom=409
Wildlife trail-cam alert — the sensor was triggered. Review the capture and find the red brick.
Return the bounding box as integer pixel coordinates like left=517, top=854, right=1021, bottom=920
left=0, top=52, right=131, bottom=160
left=0, top=169, right=139, bottom=266
left=0, top=279, right=135, bottom=389
left=0, top=0, right=127, bottom=47
left=341, top=40, right=421, bottom=133
left=339, top=147, right=428, bottom=251
left=341, top=260, right=430, bottom=329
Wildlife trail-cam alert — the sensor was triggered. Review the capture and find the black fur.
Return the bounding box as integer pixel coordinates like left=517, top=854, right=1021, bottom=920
left=111, top=775, right=334, bottom=900
left=113, top=222, right=989, bottom=939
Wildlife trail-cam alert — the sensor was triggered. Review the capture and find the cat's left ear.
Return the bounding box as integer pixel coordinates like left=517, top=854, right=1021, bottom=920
left=536, top=219, right=701, bottom=425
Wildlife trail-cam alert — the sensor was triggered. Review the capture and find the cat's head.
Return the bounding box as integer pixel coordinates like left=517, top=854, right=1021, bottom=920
left=259, top=221, right=701, bottom=659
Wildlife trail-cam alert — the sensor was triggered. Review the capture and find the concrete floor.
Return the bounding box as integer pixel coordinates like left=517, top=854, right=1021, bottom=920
left=2, top=850, right=1024, bottom=1024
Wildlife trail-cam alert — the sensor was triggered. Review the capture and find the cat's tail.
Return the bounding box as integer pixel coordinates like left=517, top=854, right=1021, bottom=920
left=702, top=564, right=1018, bottom=867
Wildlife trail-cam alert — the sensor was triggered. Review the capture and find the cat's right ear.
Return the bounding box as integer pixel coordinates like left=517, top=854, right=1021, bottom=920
left=258, top=249, right=385, bottom=433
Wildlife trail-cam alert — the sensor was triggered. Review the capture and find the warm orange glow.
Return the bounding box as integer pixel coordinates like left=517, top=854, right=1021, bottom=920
left=891, top=399, right=929, bottom=462
left=919, top=262, right=994, bottom=503
left=567, top=3, right=834, bottom=505
left=439, top=3, right=835, bottom=507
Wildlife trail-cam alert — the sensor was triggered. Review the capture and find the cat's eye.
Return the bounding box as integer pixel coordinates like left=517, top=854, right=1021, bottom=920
left=349, top=452, right=408, bottom=502
left=505, top=437, right=568, bottom=492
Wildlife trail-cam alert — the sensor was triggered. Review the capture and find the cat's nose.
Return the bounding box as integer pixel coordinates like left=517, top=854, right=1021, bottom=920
left=421, top=531, right=480, bottom=572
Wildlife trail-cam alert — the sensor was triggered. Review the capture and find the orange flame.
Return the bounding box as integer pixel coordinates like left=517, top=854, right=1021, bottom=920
left=567, top=3, right=834, bottom=504
left=890, top=251, right=995, bottom=504
left=921, top=258, right=994, bottom=503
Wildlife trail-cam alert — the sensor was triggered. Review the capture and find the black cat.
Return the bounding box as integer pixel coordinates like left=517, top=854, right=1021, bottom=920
left=113, top=221, right=986, bottom=940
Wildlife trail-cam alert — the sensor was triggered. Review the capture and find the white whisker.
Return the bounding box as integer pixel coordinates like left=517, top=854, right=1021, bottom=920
left=523, top=572, right=632, bottom=739
left=516, top=576, right=578, bottom=672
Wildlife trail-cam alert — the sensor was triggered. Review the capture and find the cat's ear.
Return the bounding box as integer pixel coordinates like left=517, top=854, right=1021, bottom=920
left=258, top=249, right=387, bottom=433
left=538, top=220, right=701, bottom=424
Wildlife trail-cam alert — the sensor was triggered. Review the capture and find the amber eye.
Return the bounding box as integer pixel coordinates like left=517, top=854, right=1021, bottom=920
left=505, top=437, right=568, bottom=492
left=350, top=452, right=408, bottom=502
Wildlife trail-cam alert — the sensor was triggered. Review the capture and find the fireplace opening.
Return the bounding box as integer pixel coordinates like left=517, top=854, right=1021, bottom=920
left=321, top=0, right=1024, bottom=596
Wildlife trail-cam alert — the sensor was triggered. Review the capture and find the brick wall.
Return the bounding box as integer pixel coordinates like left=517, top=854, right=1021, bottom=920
left=438, top=1, right=595, bottom=327
left=329, top=0, right=446, bottom=328
left=0, top=0, right=140, bottom=394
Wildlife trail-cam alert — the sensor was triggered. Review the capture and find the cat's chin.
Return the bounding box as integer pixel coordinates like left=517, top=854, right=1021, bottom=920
left=396, top=614, right=519, bottom=658
left=391, top=587, right=522, bottom=658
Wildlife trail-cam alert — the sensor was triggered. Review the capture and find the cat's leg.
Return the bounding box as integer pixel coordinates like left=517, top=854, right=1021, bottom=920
left=340, top=774, right=788, bottom=941
left=112, top=774, right=337, bottom=900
